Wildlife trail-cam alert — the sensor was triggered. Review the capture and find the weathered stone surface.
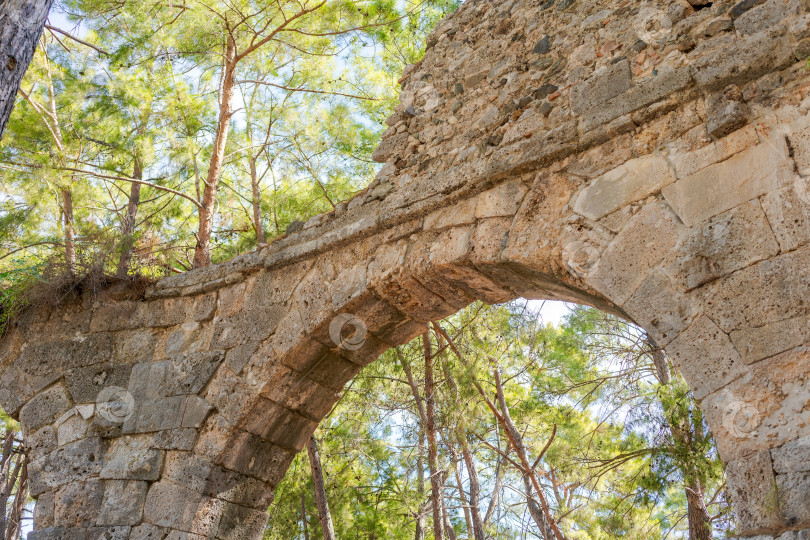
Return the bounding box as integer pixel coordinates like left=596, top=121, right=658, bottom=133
left=662, top=141, right=793, bottom=226
left=99, top=480, right=148, bottom=526
left=772, top=436, right=810, bottom=474
left=100, top=436, right=164, bottom=481
left=726, top=451, right=785, bottom=532
left=663, top=200, right=779, bottom=291
left=20, top=384, right=71, bottom=432
left=762, top=178, right=810, bottom=252
left=573, top=155, right=675, bottom=220
left=666, top=315, right=747, bottom=400
left=569, top=59, right=632, bottom=114
left=587, top=201, right=685, bottom=305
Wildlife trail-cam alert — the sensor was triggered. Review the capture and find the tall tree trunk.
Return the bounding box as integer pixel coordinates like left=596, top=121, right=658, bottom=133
left=307, top=436, right=336, bottom=540
left=62, top=187, right=76, bottom=276
left=6, top=459, right=26, bottom=540
left=415, top=431, right=427, bottom=540
left=458, top=433, right=486, bottom=540
left=249, top=155, right=265, bottom=245
left=193, top=35, right=237, bottom=268
left=116, top=158, right=142, bottom=277
left=685, top=479, right=713, bottom=540
left=301, top=491, right=309, bottom=540
left=423, top=333, right=444, bottom=540
left=440, top=472, right=457, bottom=540
left=0, top=0, right=54, bottom=140
left=483, top=439, right=507, bottom=525
left=451, top=450, right=472, bottom=537
left=491, top=368, right=563, bottom=540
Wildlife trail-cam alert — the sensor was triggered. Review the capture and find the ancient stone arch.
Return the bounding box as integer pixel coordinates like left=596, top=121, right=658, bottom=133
left=4, top=0, right=810, bottom=537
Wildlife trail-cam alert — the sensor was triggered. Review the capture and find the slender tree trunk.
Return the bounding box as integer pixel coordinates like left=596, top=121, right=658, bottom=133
left=301, top=491, right=309, bottom=540
left=116, top=158, right=142, bottom=276
left=249, top=155, right=265, bottom=245
left=0, top=0, right=54, bottom=140
left=423, top=333, right=444, bottom=540
left=440, top=472, right=457, bottom=540
left=685, top=479, right=713, bottom=540
left=458, top=433, right=486, bottom=540
left=451, top=451, right=472, bottom=537
left=415, top=430, right=427, bottom=540
left=483, top=439, right=507, bottom=525
left=6, top=459, right=26, bottom=540
left=193, top=35, right=237, bottom=268
left=307, top=436, right=336, bottom=540
left=62, top=187, right=76, bottom=276
left=492, top=368, right=563, bottom=540
left=0, top=430, right=15, bottom=536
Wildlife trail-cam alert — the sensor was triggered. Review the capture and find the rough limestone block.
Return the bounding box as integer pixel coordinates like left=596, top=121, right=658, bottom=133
left=586, top=201, right=685, bottom=305
left=28, top=437, right=103, bottom=497
left=730, top=312, right=810, bottom=364
left=132, top=396, right=185, bottom=433
left=65, top=363, right=133, bottom=403
left=569, top=59, right=632, bottom=114
left=666, top=124, right=759, bottom=179
left=182, top=395, right=213, bottom=429
left=665, top=315, right=747, bottom=400
left=581, top=65, right=693, bottom=131
left=34, top=490, right=55, bottom=528
left=663, top=200, right=779, bottom=291
left=20, top=384, right=72, bottom=432
left=372, top=132, right=409, bottom=163
left=662, top=141, right=793, bottom=226
left=90, top=301, right=145, bottom=333
left=734, top=0, right=801, bottom=36
left=241, top=398, right=317, bottom=451
left=0, top=363, right=33, bottom=417
left=54, top=480, right=105, bottom=528
left=772, top=436, right=810, bottom=473
left=788, top=122, right=810, bottom=176
left=203, top=466, right=274, bottom=510
left=623, top=269, right=698, bottom=347
left=100, top=436, right=164, bottom=481
left=689, top=28, right=793, bottom=91
left=695, top=245, right=810, bottom=331
left=706, top=96, right=749, bottom=140
left=761, top=178, right=810, bottom=252
left=474, top=180, right=529, bottom=219
left=56, top=411, right=88, bottom=447
left=725, top=451, right=785, bottom=532
left=219, top=431, right=294, bottom=486
left=215, top=501, right=269, bottom=540
left=16, top=334, right=114, bottom=391
left=142, top=480, right=206, bottom=530
left=777, top=472, right=810, bottom=525
left=98, top=480, right=148, bottom=526
left=573, top=155, right=676, bottom=220
left=130, top=523, right=166, bottom=540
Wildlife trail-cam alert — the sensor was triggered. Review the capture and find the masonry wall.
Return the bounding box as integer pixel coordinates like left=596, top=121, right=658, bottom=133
left=4, top=0, right=810, bottom=538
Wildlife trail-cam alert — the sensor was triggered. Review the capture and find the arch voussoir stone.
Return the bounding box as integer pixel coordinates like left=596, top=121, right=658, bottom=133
left=5, top=0, right=810, bottom=537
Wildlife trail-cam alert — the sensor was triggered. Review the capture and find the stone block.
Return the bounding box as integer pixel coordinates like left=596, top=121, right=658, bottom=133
left=90, top=301, right=145, bottom=332
left=689, top=28, right=792, bottom=92
left=734, top=0, right=801, bottom=36
left=665, top=315, right=748, bottom=400
left=772, top=436, right=810, bottom=473
left=762, top=178, right=810, bottom=252
left=623, top=269, right=698, bottom=347
left=28, top=437, right=103, bottom=497
left=706, top=96, right=749, bottom=140
left=726, top=451, right=785, bottom=532
left=0, top=364, right=33, bottom=418
left=215, top=501, right=268, bottom=540
left=65, top=363, right=133, bottom=403
left=581, top=65, right=693, bottom=131
left=788, top=122, right=810, bottom=176
left=56, top=411, right=88, bottom=447
left=424, top=197, right=476, bottom=230
left=115, top=330, right=158, bottom=364
left=663, top=200, right=779, bottom=291
left=573, top=155, right=676, bottom=220
left=17, top=335, right=114, bottom=390
left=153, top=428, right=198, bottom=451
left=586, top=201, right=685, bottom=305
left=171, top=351, right=224, bottom=395
left=241, top=398, right=317, bottom=451
left=696, top=245, right=810, bottom=331
left=34, top=490, right=55, bottom=528
left=372, top=132, right=409, bottom=163
left=20, top=384, right=72, bottom=432
left=26, top=425, right=57, bottom=459
left=776, top=472, right=810, bottom=525
left=474, top=180, right=528, bottom=219
left=203, top=466, right=274, bottom=510
left=182, top=395, right=213, bottom=428
left=142, top=480, right=206, bottom=530
left=662, top=141, right=793, bottom=226
left=219, top=431, right=295, bottom=486
left=131, top=396, right=185, bottom=433
left=130, top=523, right=166, bottom=540
left=730, top=312, right=810, bottom=364
left=100, top=436, right=163, bottom=481
left=54, top=480, right=104, bottom=528
left=666, top=124, right=759, bottom=179
left=98, top=480, right=148, bottom=526
left=569, top=59, right=632, bottom=115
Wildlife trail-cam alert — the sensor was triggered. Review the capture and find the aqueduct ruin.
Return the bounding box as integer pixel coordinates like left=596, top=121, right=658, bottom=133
left=4, top=0, right=810, bottom=537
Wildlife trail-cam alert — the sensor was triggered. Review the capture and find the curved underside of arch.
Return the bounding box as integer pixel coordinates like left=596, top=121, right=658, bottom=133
left=4, top=0, right=810, bottom=537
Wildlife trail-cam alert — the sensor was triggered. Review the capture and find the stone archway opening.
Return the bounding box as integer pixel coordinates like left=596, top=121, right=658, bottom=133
left=4, top=0, right=810, bottom=538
